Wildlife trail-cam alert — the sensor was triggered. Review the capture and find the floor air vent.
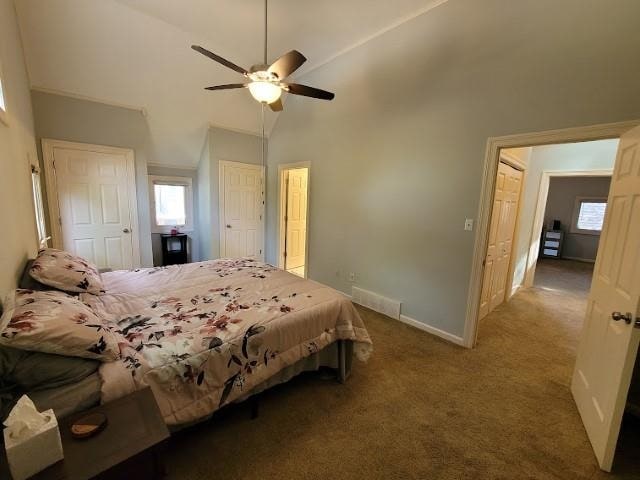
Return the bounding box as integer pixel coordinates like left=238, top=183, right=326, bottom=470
left=351, top=286, right=401, bottom=320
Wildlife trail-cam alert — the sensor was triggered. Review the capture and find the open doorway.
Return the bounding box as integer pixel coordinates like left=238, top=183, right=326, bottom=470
left=467, top=121, right=640, bottom=472
left=533, top=174, right=612, bottom=295
left=278, top=163, right=310, bottom=278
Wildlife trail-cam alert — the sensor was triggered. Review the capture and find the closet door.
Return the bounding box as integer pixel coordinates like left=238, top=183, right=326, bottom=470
left=480, top=161, right=523, bottom=318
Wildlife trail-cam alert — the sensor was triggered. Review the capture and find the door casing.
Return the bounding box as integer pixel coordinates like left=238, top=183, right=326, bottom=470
left=218, top=160, right=265, bottom=260
left=277, top=161, right=311, bottom=276
left=42, top=138, right=141, bottom=268
left=523, top=169, right=613, bottom=288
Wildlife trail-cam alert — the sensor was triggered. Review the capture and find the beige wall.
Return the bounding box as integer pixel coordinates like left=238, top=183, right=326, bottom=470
left=0, top=0, right=39, bottom=302
left=30, top=90, right=154, bottom=267
left=266, top=0, right=640, bottom=337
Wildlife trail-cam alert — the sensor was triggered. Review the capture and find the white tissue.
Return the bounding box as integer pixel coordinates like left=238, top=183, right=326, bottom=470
left=3, top=395, right=48, bottom=440
left=3, top=396, right=64, bottom=480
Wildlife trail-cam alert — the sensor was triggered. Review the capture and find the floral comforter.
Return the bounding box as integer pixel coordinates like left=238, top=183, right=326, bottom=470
left=81, top=259, right=372, bottom=425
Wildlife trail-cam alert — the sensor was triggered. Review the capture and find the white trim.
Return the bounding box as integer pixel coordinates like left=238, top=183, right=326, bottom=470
left=32, top=86, right=147, bottom=116
left=208, top=122, right=266, bottom=138
left=42, top=138, right=141, bottom=268
left=277, top=161, right=311, bottom=277
left=298, top=0, right=451, bottom=80
left=464, top=119, right=639, bottom=349
left=562, top=256, right=597, bottom=264
left=499, top=151, right=527, bottom=171
left=0, top=60, right=8, bottom=126
left=398, top=314, right=466, bottom=347
left=523, top=169, right=612, bottom=287
left=147, top=162, right=197, bottom=171
left=148, top=175, right=194, bottom=234
left=218, top=160, right=265, bottom=260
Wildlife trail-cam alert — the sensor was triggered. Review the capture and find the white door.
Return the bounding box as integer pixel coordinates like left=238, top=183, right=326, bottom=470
left=479, top=161, right=523, bottom=319
left=219, top=161, right=264, bottom=259
left=571, top=124, right=640, bottom=471
left=43, top=140, right=140, bottom=270
left=285, top=168, right=308, bottom=271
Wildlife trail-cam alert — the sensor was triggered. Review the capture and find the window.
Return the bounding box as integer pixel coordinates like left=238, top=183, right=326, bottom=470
left=0, top=69, right=7, bottom=126
left=571, top=197, right=607, bottom=235
left=149, top=175, right=193, bottom=233
left=31, top=165, right=49, bottom=247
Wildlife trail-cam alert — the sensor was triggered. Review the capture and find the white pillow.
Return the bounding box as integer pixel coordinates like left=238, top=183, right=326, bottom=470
left=0, top=289, right=120, bottom=361
left=29, top=248, right=105, bottom=295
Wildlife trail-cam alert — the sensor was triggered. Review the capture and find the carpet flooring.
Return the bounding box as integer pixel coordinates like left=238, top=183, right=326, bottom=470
left=165, top=259, right=639, bottom=479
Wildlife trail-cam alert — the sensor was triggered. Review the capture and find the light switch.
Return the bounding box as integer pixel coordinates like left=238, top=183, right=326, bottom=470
left=464, top=218, right=474, bottom=231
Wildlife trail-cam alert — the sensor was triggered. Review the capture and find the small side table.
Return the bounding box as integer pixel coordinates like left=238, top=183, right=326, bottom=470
left=1, top=388, right=169, bottom=480
left=161, top=234, right=188, bottom=266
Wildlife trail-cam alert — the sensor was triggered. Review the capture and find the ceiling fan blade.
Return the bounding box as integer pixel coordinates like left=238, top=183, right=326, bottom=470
left=268, top=50, right=306, bottom=79
left=269, top=98, right=283, bottom=112
left=284, top=83, right=335, bottom=101
left=204, top=84, right=247, bottom=91
left=191, top=45, right=248, bottom=75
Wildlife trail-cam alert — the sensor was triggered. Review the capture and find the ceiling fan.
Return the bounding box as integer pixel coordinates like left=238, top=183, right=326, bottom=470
left=191, top=0, right=334, bottom=112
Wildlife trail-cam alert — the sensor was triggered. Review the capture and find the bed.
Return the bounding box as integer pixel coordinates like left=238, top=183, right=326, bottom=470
left=2, top=256, right=372, bottom=427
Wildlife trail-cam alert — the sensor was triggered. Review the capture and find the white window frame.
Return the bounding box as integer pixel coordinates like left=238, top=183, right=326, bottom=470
left=148, top=175, right=194, bottom=234
left=31, top=165, right=49, bottom=247
left=0, top=61, right=8, bottom=126
left=571, top=196, right=607, bottom=236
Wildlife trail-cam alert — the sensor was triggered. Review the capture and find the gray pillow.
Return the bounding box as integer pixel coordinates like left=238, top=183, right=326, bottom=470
left=19, top=259, right=52, bottom=291
left=0, top=344, right=99, bottom=394
left=0, top=344, right=100, bottom=421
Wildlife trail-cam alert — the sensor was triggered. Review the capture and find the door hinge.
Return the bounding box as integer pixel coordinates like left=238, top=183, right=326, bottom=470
left=259, top=249, right=262, bottom=254
left=283, top=251, right=287, bottom=258
left=58, top=217, right=62, bottom=226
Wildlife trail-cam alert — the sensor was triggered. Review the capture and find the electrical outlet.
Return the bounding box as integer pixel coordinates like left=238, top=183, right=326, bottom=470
left=348, top=272, right=356, bottom=282
left=464, top=218, right=474, bottom=231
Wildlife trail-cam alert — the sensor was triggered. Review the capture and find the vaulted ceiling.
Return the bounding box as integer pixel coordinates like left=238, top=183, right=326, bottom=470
left=15, top=0, right=447, bottom=166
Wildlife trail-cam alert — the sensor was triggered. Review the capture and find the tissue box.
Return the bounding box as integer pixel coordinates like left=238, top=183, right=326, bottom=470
left=3, top=409, right=63, bottom=480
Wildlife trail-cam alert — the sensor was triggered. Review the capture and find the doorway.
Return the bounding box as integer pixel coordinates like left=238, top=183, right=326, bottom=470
left=467, top=121, right=640, bottom=472
left=278, top=162, right=310, bottom=278
left=218, top=160, right=265, bottom=260
left=42, top=139, right=141, bottom=270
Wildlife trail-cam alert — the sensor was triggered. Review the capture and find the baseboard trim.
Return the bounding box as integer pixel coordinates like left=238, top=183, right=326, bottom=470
left=561, top=256, right=596, bottom=264
left=345, top=290, right=465, bottom=347
left=398, top=314, right=466, bottom=347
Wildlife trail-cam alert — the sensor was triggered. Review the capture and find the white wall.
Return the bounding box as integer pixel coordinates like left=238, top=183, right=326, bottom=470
left=31, top=91, right=155, bottom=267
left=543, top=176, right=611, bottom=262
left=266, top=0, right=640, bottom=338
left=0, top=0, right=39, bottom=302
left=512, top=139, right=618, bottom=289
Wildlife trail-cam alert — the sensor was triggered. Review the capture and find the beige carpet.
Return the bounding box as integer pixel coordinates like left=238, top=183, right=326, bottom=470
left=165, top=260, right=639, bottom=479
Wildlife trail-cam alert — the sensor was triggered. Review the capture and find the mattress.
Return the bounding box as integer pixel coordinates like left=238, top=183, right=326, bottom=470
left=81, top=258, right=372, bottom=426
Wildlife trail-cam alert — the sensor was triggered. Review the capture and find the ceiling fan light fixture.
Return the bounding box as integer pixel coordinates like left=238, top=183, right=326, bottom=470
left=248, top=81, right=282, bottom=104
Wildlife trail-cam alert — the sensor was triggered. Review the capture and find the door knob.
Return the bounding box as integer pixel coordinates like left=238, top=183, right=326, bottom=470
left=226, top=225, right=232, bottom=229
left=611, top=311, right=632, bottom=324
left=123, top=228, right=130, bottom=233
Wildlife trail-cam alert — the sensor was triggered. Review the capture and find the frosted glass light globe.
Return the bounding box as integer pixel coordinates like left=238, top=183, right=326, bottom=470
left=248, top=81, right=282, bottom=104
